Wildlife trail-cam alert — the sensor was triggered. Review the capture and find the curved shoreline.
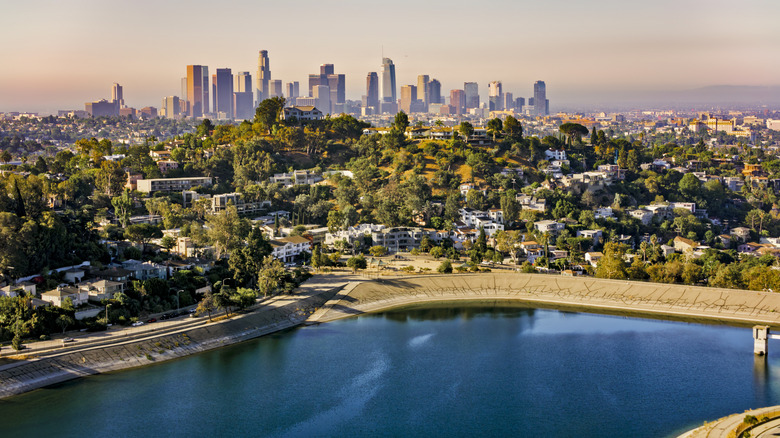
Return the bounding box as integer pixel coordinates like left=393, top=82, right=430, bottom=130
left=4, top=272, right=780, bottom=401
left=308, top=273, right=780, bottom=329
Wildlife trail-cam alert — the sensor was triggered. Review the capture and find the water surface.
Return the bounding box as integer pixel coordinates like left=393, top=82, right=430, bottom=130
left=1, top=306, right=776, bottom=437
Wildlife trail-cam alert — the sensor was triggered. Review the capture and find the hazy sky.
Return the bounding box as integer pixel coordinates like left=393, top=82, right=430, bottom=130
left=1, top=0, right=779, bottom=113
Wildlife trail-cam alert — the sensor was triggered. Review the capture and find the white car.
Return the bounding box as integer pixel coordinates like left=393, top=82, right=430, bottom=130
left=131, top=321, right=144, bottom=327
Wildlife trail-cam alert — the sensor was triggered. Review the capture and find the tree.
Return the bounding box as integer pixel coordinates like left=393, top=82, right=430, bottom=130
left=347, top=254, right=367, bottom=273
left=559, top=123, right=589, bottom=146
left=0, top=150, right=12, bottom=164
left=679, top=173, right=702, bottom=200
left=487, top=118, right=503, bottom=142
left=595, top=242, right=628, bottom=279
left=95, top=160, right=127, bottom=196
left=206, top=205, right=250, bottom=258
left=438, top=259, right=453, bottom=273
left=369, top=246, right=388, bottom=257
left=255, top=97, right=286, bottom=133
left=458, top=122, right=474, bottom=142
left=503, top=116, right=523, bottom=143
left=56, top=314, right=75, bottom=334
left=393, top=111, right=410, bottom=132
left=258, top=256, right=285, bottom=296
left=229, top=227, right=272, bottom=287
left=161, top=235, right=176, bottom=253
left=111, top=189, right=133, bottom=228
left=430, top=246, right=444, bottom=259
left=196, top=290, right=216, bottom=322
left=214, top=287, right=233, bottom=318
left=124, top=223, right=162, bottom=253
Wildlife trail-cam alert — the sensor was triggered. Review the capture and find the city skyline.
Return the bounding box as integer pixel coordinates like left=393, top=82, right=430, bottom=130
left=1, top=0, right=779, bottom=113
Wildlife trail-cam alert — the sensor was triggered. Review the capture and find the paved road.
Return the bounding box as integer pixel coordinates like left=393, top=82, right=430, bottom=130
left=0, top=272, right=358, bottom=365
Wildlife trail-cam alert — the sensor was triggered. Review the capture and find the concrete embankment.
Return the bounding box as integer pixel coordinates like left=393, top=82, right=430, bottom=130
left=308, top=273, right=780, bottom=328
left=0, top=285, right=341, bottom=399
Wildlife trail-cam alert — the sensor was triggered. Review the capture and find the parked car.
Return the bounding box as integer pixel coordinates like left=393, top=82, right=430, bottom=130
left=146, top=318, right=157, bottom=323
left=131, top=321, right=144, bottom=327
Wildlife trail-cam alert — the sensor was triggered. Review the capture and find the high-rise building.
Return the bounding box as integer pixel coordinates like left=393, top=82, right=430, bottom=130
left=400, top=85, right=417, bottom=114
left=181, top=77, right=187, bottom=101
left=503, top=92, right=514, bottom=112
left=308, top=74, right=321, bottom=96
left=285, top=82, right=300, bottom=100
left=201, top=66, right=210, bottom=116
left=428, top=79, right=442, bottom=104
left=233, top=91, right=253, bottom=120
left=112, top=83, right=124, bottom=108
left=235, top=72, right=252, bottom=93
left=450, top=89, right=465, bottom=115
left=320, top=64, right=334, bottom=76
left=257, top=50, right=271, bottom=104
left=268, top=80, right=283, bottom=98
left=186, top=65, right=207, bottom=118
left=515, top=97, right=526, bottom=109
left=464, top=82, right=479, bottom=109
left=313, top=85, right=331, bottom=115
left=488, top=81, right=503, bottom=111
left=381, top=57, right=397, bottom=111
left=417, top=75, right=430, bottom=110
left=366, top=72, right=379, bottom=111
left=327, top=74, right=345, bottom=112
left=533, top=80, right=548, bottom=116
left=162, top=96, right=181, bottom=119
left=214, top=68, right=233, bottom=119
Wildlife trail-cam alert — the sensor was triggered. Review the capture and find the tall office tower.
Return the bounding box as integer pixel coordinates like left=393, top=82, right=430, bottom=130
left=464, top=82, right=479, bottom=109
left=503, top=92, right=514, bottom=111
left=366, top=72, right=379, bottom=111
left=515, top=97, right=526, bottom=109
left=327, top=74, right=345, bottom=112
left=112, top=83, right=124, bottom=107
left=181, top=78, right=187, bottom=100
left=211, top=75, right=217, bottom=113
left=533, top=80, right=547, bottom=116
left=320, top=64, right=334, bottom=76
left=450, top=89, right=465, bottom=115
left=186, top=65, right=207, bottom=118
left=285, top=82, right=300, bottom=100
left=268, top=79, right=283, bottom=98
left=256, top=50, right=271, bottom=104
left=381, top=57, right=397, bottom=108
left=308, top=74, right=322, bottom=96
left=488, top=81, right=503, bottom=111
left=214, top=68, right=234, bottom=119
left=400, top=85, right=417, bottom=114
left=233, top=91, right=254, bottom=120
left=201, top=67, right=210, bottom=115
left=235, top=72, right=252, bottom=93
left=428, top=79, right=442, bottom=104
left=162, top=96, right=181, bottom=119
left=417, top=75, right=430, bottom=108
left=313, top=85, right=331, bottom=115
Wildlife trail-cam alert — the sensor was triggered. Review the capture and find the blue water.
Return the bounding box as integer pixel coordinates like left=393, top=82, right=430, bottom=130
left=1, top=306, right=777, bottom=437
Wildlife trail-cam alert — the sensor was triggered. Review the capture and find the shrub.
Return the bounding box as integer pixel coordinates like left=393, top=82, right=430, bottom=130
left=12, top=335, right=23, bottom=351
left=438, top=260, right=453, bottom=274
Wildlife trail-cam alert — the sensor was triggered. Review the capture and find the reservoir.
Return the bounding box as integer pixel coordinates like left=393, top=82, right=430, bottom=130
left=0, top=305, right=776, bottom=437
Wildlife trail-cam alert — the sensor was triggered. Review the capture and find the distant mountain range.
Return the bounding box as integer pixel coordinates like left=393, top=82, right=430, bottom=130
left=559, top=85, right=780, bottom=111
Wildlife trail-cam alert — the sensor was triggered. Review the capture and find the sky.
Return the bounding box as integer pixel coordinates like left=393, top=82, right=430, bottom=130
left=1, top=0, right=779, bottom=113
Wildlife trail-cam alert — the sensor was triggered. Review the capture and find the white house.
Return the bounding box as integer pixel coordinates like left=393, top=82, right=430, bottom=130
left=41, top=286, right=88, bottom=307
left=271, top=236, right=312, bottom=263
left=534, top=220, right=565, bottom=234
left=545, top=149, right=567, bottom=161
left=629, top=209, right=653, bottom=225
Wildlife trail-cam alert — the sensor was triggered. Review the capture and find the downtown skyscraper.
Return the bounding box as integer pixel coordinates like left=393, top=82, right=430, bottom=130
left=186, top=65, right=209, bottom=118
left=213, top=68, right=233, bottom=119
left=256, top=50, right=271, bottom=104
left=381, top=57, right=397, bottom=113
left=534, top=80, right=548, bottom=116
left=365, top=72, right=379, bottom=112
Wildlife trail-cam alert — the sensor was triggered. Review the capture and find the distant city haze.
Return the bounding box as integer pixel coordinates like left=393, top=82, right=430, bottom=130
left=1, top=0, right=779, bottom=113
